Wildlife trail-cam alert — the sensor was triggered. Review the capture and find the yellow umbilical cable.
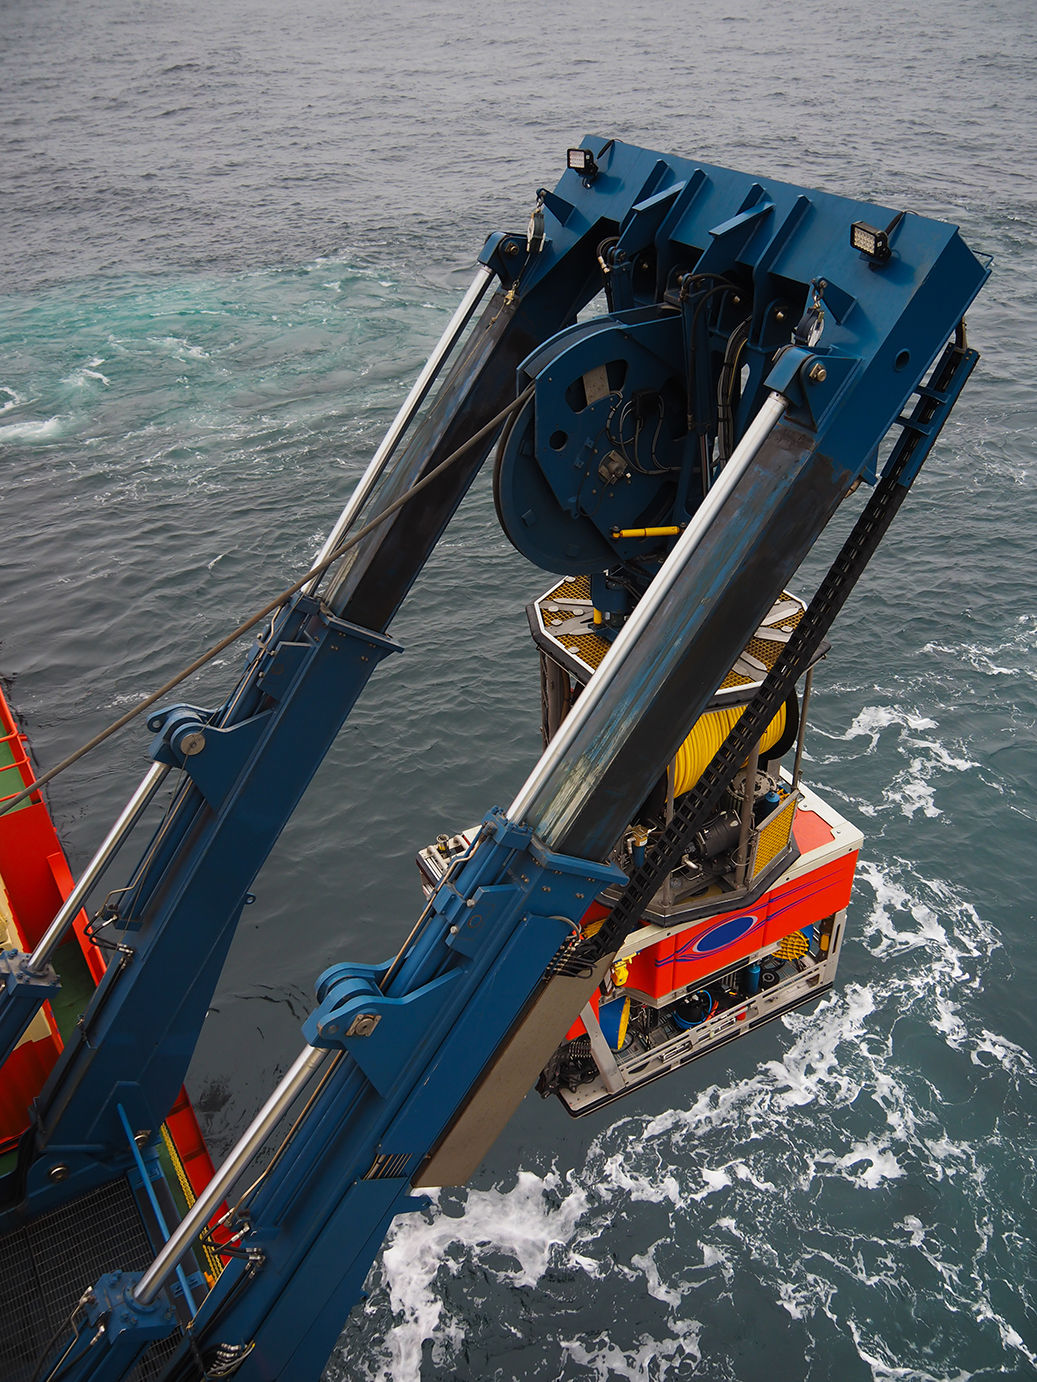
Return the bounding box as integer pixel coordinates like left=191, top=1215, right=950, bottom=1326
left=668, top=701, right=786, bottom=799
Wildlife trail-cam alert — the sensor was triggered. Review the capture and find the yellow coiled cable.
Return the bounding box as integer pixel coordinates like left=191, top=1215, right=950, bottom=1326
left=669, top=702, right=786, bottom=799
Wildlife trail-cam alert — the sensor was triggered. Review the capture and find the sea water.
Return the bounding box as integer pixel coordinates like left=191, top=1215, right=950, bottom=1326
left=2, top=0, right=1037, bottom=1377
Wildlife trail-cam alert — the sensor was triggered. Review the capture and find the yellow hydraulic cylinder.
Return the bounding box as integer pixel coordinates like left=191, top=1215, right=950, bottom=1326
left=610, top=525, right=683, bottom=539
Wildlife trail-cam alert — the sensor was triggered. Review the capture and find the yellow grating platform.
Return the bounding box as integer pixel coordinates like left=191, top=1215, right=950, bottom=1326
left=549, top=575, right=591, bottom=602
left=718, top=597, right=804, bottom=689
left=558, top=632, right=612, bottom=668
left=775, top=929, right=810, bottom=960
left=533, top=581, right=805, bottom=691
left=720, top=666, right=753, bottom=690
left=542, top=608, right=575, bottom=628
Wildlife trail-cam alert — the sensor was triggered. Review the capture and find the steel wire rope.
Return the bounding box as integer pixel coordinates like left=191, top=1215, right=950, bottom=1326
left=0, top=386, right=535, bottom=818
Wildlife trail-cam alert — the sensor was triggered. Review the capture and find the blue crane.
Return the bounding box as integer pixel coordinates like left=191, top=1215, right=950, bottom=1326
left=0, top=138, right=988, bottom=1381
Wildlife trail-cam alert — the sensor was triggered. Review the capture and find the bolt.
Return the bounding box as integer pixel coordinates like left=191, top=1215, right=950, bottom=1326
left=775, top=309, right=786, bottom=322
left=818, top=279, right=827, bottom=291
left=504, top=241, right=519, bottom=257
left=466, top=898, right=476, bottom=908
left=48, top=1164, right=70, bottom=1183
left=179, top=730, right=206, bottom=757
left=449, top=925, right=459, bottom=935
left=134, top=1131, right=150, bottom=1149
left=807, top=362, right=827, bottom=383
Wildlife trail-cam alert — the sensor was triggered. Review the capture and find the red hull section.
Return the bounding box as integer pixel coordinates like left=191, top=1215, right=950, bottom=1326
left=0, top=692, right=68, bottom=1149
left=0, top=687, right=216, bottom=1191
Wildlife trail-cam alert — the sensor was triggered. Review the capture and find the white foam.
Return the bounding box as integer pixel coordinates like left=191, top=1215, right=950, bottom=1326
left=923, top=616, right=1037, bottom=683
left=62, top=359, right=111, bottom=387
left=339, top=858, right=1036, bottom=1380
left=836, top=705, right=939, bottom=753
left=148, top=335, right=210, bottom=361
left=0, top=416, right=62, bottom=442
left=832, top=1140, right=904, bottom=1189
left=358, top=1170, right=597, bottom=1380
left=630, top=1241, right=684, bottom=1308
left=813, top=705, right=977, bottom=818
left=561, top=1319, right=703, bottom=1382
left=847, top=1319, right=974, bottom=1381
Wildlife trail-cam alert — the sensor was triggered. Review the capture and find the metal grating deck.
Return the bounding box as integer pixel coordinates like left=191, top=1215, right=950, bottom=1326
left=0, top=1176, right=158, bottom=1382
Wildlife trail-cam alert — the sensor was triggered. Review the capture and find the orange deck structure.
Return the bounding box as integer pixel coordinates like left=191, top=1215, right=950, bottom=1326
left=0, top=686, right=217, bottom=1192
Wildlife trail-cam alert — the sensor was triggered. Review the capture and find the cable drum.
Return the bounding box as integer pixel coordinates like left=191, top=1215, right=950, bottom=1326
left=668, top=700, right=786, bottom=800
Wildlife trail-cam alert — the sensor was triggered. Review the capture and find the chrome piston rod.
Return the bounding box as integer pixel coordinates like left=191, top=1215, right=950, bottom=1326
left=306, top=263, right=495, bottom=593
left=135, top=1042, right=329, bottom=1307
left=507, top=390, right=789, bottom=832
left=28, top=761, right=171, bottom=973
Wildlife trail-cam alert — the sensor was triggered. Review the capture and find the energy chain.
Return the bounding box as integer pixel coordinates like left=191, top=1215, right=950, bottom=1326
left=564, top=327, right=977, bottom=970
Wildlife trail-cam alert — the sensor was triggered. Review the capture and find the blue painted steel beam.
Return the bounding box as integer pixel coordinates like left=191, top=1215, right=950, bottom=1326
left=143, top=815, right=624, bottom=1382
left=9, top=151, right=675, bottom=1223
left=22, top=141, right=990, bottom=1382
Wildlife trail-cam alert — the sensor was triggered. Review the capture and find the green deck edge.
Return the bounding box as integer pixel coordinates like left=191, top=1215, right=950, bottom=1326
left=0, top=740, right=30, bottom=814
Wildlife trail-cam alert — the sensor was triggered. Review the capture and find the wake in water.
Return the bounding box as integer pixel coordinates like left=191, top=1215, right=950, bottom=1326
left=332, top=854, right=1036, bottom=1382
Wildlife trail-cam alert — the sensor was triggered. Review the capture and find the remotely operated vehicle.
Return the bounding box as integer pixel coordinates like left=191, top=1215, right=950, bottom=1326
left=0, top=139, right=988, bottom=1381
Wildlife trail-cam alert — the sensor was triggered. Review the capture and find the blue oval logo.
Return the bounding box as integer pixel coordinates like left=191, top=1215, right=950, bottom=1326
left=673, top=913, right=763, bottom=960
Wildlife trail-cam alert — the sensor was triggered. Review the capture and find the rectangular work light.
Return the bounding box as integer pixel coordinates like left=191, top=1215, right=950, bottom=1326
left=850, top=220, right=891, bottom=261
left=567, top=148, right=598, bottom=179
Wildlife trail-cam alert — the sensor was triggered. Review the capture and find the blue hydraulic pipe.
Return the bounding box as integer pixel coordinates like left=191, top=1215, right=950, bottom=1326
left=116, top=1105, right=197, bottom=1316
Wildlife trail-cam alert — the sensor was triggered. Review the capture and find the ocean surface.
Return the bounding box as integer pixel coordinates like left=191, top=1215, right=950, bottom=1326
left=3, top=1, right=1037, bottom=1377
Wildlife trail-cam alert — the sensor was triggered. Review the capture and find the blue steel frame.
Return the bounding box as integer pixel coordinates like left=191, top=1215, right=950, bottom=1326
left=2, top=139, right=989, bottom=1381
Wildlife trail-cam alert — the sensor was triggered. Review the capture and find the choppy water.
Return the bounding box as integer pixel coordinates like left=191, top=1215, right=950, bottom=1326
left=3, top=0, right=1037, bottom=1377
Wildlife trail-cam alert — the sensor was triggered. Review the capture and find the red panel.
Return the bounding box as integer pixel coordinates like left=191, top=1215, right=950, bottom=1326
left=165, top=1086, right=217, bottom=1197
left=0, top=804, right=66, bottom=948
left=47, top=851, right=106, bottom=984
left=792, top=808, right=835, bottom=854
left=165, top=1086, right=234, bottom=1258
left=761, top=853, right=857, bottom=947
left=623, top=932, right=676, bottom=1001
left=0, top=689, right=218, bottom=1190
left=623, top=853, right=859, bottom=1003
left=0, top=1036, right=61, bottom=1151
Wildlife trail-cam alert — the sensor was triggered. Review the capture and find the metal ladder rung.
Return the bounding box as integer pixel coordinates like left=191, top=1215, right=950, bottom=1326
left=913, top=382, right=951, bottom=404
left=896, top=414, right=938, bottom=436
